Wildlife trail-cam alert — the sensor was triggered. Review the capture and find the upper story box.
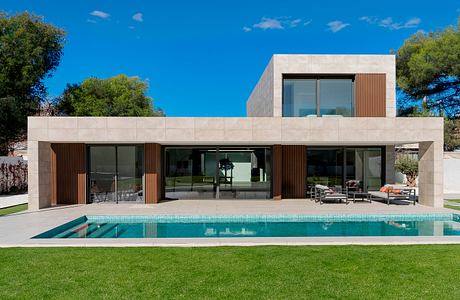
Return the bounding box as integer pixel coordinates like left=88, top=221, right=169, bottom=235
left=246, top=55, right=396, bottom=118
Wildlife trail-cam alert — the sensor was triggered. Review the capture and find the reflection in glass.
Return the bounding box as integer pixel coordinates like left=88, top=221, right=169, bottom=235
left=346, top=148, right=382, bottom=192
left=89, top=146, right=116, bottom=203
left=307, top=147, right=383, bottom=194
left=319, top=79, right=353, bottom=116
left=283, top=79, right=317, bottom=117
left=117, top=146, right=144, bottom=202
left=307, top=148, right=344, bottom=189
left=164, top=148, right=217, bottom=199
left=164, top=147, right=271, bottom=199
left=89, top=145, right=144, bottom=203
left=218, top=148, right=271, bottom=199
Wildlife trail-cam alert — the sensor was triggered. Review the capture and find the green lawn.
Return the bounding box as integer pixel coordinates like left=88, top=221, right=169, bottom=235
left=0, top=204, right=27, bottom=217
left=1, top=246, right=460, bottom=299
left=445, top=199, right=460, bottom=211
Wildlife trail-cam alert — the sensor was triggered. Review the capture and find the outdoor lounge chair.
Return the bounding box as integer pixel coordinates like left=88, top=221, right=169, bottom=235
left=314, top=184, right=348, bottom=204
left=368, top=185, right=416, bottom=205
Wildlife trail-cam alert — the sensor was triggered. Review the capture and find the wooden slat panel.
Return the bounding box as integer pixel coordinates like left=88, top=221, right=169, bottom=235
left=51, top=143, right=86, bottom=205
left=281, top=145, right=306, bottom=198
left=272, top=145, right=282, bottom=200
left=355, top=73, right=386, bottom=117
left=145, top=143, right=162, bottom=204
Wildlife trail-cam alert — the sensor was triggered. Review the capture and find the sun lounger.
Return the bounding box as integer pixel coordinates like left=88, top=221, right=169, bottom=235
left=314, top=184, right=348, bottom=204
left=368, top=186, right=416, bottom=205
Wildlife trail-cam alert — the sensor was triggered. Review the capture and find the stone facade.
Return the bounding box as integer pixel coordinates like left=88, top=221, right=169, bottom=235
left=247, top=54, right=396, bottom=117
left=28, top=116, right=444, bottom=208
left=27, top=54, right=444, bottom=209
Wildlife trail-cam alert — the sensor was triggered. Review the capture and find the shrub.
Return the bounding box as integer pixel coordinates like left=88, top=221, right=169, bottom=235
left=395, top=154, right=418, bottom=187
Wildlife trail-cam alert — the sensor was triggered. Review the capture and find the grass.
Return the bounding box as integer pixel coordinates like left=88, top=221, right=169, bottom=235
left=444, top=199, right=460, bottom=211
left=447, top=199, right=460, bottom=203
left=445, top=205, right=460, bottom=211
left=0, top=204, right=27, bottom=217
left=1, top=246, right=460, bottom=299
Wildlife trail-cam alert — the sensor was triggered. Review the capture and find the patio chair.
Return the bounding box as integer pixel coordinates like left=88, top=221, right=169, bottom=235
left=368, top=185, right=416, bottom=205
left=314, top=184, right=348, bottom=205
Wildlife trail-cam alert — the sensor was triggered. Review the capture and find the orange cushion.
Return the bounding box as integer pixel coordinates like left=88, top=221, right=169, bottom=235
left=380, top=186, right=393, bottom=193
left=392, top=189, right=401, bottom=194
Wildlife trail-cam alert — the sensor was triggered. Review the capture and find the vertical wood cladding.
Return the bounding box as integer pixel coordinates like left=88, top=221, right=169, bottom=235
left=281, top=145, right=306, bottom=198
left=272, top=145, right=282, bottom=200
left=50, top=143, right=86, bottom=205
left=355, top=73, right=386, bottom=117
left=145, top=143, right=162, bottom=204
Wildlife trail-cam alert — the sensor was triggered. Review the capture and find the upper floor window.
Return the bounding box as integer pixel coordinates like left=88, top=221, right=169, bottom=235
left=283, top=76, right=354, bottom=117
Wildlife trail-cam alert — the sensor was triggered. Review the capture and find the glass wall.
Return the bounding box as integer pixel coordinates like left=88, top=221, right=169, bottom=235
left=164, top=147, right=271, bottom=199
left=345, top=148, right=382, bottom=191
left=307, top=147, right=383, bottom=193
left=218, top=148, right=271, bottom=199
left=283, top=79, right=317, bottom=117
left=89, top=146, right=117, bottom=203
left=307, top=148, right=344, bottom=188
left=319, top=79, right=353, bottom=117
left=164, top=148, right=217, bottom=199
left=283, top=77, right=354, bottom=117
left=88, top=145, right=144, bottom=203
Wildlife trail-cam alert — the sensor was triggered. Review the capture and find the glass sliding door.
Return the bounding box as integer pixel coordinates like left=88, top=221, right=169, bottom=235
left=88, top=145, right=144, bottom=203
left=218, top=148, right=271, bottom=199
left=346, top=148, right=382, bottom=192
left=307, top=147, right=383, bottom=193
left=117, top=146, right=144, bottom=202
left=164, top=147, right=272, bottom=200
left=307, top=148, right=344, bottom=188
left=365, top=149, right=383, bottom=191
left=164, top=148, right=217, bottom=199
left=89, top=146, right=117, bottom=203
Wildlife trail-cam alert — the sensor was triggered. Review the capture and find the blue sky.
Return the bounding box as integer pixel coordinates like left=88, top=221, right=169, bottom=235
left=3, top=1, right=459, bottom=116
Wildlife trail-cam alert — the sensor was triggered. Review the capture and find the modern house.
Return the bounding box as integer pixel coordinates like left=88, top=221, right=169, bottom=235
left=27, top=55, right=444, bottom=210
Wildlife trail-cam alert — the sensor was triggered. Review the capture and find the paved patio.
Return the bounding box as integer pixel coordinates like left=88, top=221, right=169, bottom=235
left=0, top=199, right=458, bottom=247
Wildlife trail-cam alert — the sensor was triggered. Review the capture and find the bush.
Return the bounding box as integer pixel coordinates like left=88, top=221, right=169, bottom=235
left=395, top=155, right=418, bottom=187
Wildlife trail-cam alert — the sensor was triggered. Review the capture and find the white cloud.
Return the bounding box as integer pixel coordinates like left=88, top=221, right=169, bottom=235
left=360, top=16, right=421, bottom=30
left=128, top=26, right=135, bottom=30
left=132, top=13, right=143, bottom=22
left=403, top=17, right=421, bottom=28
left=290, top=18, right=302, bottom=27
left=87, top=19, right=97, bottom=24
left=327, top=20, right=349, bottom=32
left=90, top=10, right=110, bottom=19
left=253, top=17, right=284, bottom=30
left=247, top=16, right=311, bottom=31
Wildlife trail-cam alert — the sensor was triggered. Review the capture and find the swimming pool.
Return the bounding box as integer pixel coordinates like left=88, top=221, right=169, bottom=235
left=33, top=214, right=460, bottom=239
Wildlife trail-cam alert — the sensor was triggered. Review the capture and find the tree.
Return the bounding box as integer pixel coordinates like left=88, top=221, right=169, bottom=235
left=396, top=20, right=460, bottom=117
left=400, top=101, right=460, bottom=151
left=56, top=75, right=164, bottom=116
left=395, top=154, right=418, bottom=187
left=0, top=12, right=65, bottom=155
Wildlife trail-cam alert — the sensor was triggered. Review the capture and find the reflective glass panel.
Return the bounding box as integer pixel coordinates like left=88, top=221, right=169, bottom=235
left=319, top=79, right=353, bottom=116
left=283, top=79, right=317, bottom=117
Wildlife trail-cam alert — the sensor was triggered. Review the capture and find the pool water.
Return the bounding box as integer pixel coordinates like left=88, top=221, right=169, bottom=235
left=34, top=214, right=460, bottom=239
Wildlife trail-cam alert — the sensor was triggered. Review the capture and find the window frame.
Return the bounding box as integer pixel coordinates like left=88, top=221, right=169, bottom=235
left=282, top=74, right=356, bottom=117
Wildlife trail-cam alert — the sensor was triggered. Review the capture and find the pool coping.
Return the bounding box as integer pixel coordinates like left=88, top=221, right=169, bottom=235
left=2, top=201, right=460, bottom=247
left=24, top=212, right=460, bottom=246
left=6, top=235, right=460, bottom=247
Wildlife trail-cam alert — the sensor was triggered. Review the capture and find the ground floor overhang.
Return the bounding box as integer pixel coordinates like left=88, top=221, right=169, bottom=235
left=27, top=116, right=444, bottom=209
